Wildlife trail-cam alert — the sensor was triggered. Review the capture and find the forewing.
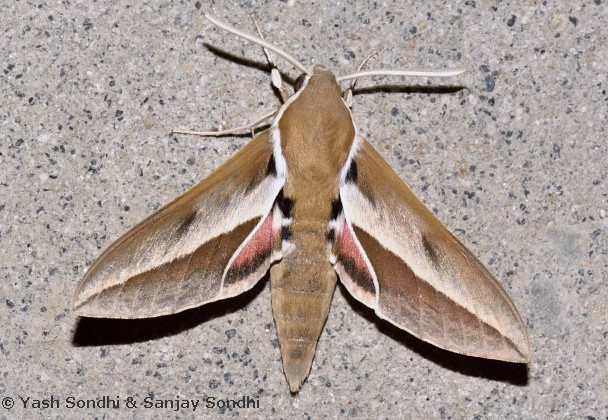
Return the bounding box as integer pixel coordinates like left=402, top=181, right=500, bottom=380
left=73, top=130, right=284, bottom=318
left=333, top=138, right=530, bottom=362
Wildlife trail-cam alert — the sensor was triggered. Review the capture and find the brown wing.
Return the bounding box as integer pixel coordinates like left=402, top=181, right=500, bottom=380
left=332, top=138, right=530, bottom=363
left=73, top=130, right=285, bottom=318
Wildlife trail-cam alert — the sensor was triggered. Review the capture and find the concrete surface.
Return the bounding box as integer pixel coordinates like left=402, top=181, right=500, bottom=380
left=1, top=1, right=606, bottom=418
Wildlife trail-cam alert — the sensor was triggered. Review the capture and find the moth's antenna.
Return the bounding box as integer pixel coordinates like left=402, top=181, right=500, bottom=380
left=204, top=13, right=310, bottom=75
left=343, top=51, right=378, bottom=107
left=337, top=68, right=465, bottom=82
left=349, top=51, right=378, bottom=90
left=250, top=13, right=290, bottom=102
left=250, top=14, right=276, bottom=70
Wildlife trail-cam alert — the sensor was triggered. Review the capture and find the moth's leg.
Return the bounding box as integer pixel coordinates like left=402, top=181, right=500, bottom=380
left=270, top=69, right=288, bottom=102
left=174, top=14, right=292, bottom=138
left=342, top=51, right=378, bottom=108
left=250, top=13, right=290, bottom=103
left=172, top=110, right=277, bottom=137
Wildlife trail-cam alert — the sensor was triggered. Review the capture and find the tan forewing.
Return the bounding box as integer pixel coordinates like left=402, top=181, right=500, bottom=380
left=73, top=130, right=284, bottom=318
left=335, top=138, right=530, bottom=362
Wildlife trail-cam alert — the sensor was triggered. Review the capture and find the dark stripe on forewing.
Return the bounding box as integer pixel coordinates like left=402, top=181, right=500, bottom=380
left=330, top=198, right=342, bottom=220
left=175, top=210, right=198, bottom=236
left=266, top=155, right=277, bottom=176
left=345, top=159, right=358, bottom=183
left=327, top=198, right=343, bottom=244
left=421, top=235, right=442, bottom=269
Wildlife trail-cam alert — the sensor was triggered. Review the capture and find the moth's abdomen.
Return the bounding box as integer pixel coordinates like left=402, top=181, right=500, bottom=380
left=270, top=233, right=337, bottom=393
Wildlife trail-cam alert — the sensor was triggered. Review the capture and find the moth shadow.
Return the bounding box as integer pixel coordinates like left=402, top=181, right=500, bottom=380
left=352, top=85, right=466, bottom=96
left=72, top=275, right=268, bottom=347
left=338, top=283, right=529, bottom=386
left=204, top=44, right=297, bottom=88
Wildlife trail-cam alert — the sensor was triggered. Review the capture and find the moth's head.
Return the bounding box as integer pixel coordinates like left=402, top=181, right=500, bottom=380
left=294, top=65, right=341, bottom=96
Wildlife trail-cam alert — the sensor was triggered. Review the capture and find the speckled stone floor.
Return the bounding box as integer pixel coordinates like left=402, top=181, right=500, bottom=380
left=1, top=1, right=606, bottom=418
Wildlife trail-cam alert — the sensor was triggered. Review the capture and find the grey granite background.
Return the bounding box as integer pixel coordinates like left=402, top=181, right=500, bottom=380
left=1, top=0, right=606, bottom=418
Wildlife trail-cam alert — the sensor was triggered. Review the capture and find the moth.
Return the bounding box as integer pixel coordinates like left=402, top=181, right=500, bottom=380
left=73, top=14, right=530, bottom=392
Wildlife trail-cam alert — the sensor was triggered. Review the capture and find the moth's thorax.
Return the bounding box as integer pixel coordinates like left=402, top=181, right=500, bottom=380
left=278, top=65, right=355, bottom=183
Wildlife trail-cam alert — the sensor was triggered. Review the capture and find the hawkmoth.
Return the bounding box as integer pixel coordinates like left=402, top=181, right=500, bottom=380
left=73, top=13, right=530, bottom=393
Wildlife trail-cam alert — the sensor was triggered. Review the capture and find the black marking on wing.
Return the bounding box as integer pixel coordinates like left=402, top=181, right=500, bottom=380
left=330, top=198, right=343, bottom=221
left=277, top=189, right=294, bottom=217
left=421, top=234, right=441, bottom=269
left=345, top=159, right=358, bottom=183
left=223, top=218, right=271, bottom=286
left=326, top=229, right=336, bottom=243
left=175, top=211, right=197, bottom=236
left=336, top=235, right=376, bottom=296
left=224, top=246, right=272, bottom=286
left=266, top=154, right=277, bottom=177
